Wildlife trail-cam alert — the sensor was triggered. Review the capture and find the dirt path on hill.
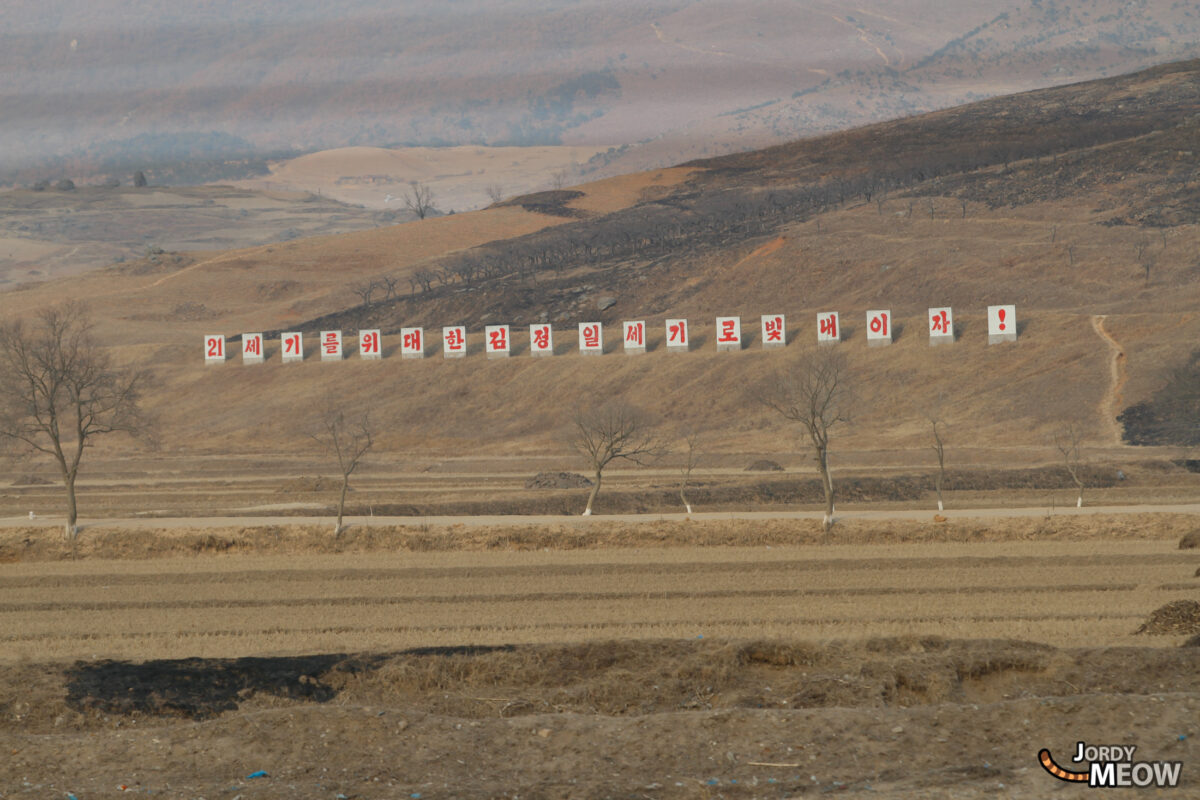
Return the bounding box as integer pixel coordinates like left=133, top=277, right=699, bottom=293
left=1091, top=314, right=1127, bottom=445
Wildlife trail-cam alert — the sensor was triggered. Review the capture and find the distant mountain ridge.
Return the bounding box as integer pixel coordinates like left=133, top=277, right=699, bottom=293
left=3, top=58, right=1199, bottom=457
left=4, top=0, right=1200, bottom=186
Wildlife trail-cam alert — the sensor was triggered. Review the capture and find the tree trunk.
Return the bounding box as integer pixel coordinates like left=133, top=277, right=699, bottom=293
left=583, top=471, right=602, bottom=516
left=335, top=476, right=349, bottom=537
left=680, top=483, right=692, bottom=515
left=935, top=473, right=945, bottom=512
left=1075, top=481, right=1083, bottom=509
left=64, top=473, right=78, bottom=541
left=818, top=448, right=834, bottom=533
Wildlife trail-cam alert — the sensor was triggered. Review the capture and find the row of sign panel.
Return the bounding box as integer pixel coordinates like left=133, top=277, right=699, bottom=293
left=205, top=306, right=1017, bottom=363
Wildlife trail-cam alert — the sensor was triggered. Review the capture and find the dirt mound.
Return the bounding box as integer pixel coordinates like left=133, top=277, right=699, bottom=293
left=10, top=475, right=52, bottom=486
left=1184, top=634, right=1200, bottom=647
left=745, top=459, right=784, bottom=471
left=277, top=476, right=338, bottom=493
left=1180, top=530, right=1200, bottom=549
left=524, top=472, right=592, bottom=489
left=1135, top=600, right=1200, bottom=635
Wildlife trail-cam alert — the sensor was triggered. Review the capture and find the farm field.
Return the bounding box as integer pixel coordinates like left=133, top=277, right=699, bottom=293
left=1, top=514, right=1198, bottom=797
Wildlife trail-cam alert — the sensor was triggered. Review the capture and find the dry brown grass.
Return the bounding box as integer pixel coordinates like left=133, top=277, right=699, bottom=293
left=2, top=521, right=1196, bottom=663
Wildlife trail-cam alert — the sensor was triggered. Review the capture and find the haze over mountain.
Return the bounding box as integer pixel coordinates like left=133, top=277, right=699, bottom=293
left=3, top=59, right=1198, bottom=461
left=5, top=0, right=1200, bottom=190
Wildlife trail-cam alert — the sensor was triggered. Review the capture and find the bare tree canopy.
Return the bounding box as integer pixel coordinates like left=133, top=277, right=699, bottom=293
left=1054, top=423, right=1086, bottom=508
left=308, top=396, right=375, bottom=537
left=0, top=303, right=150, bottom=539
left=760, top=349, right=852, bottom=532
left=570, top=402, right=665, bottom=516
left=678, top=427, right=702, bottom=515
left=404, top=181, right=437, bottom=220
left=915, top=391, right=949, bottom=512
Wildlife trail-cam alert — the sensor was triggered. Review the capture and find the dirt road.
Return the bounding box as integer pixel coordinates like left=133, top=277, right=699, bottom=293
left=4, top=502, right=1200, bottom=530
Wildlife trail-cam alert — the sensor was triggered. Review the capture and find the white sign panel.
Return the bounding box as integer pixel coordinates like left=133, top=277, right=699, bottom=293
left=928, top=307, right=954, bottom=345
left=401, top=327, right=424, bottom=358
left=530, top=324, right=553, bottom=356
left=987, top=305, right=1017, bottom=344
left=320, top=330, right=342, bottom=361
left=359, top=329, right=381, bottom=360
left=242, top=333, right=263, bottom=364
left=204, top=335, right=225, bottom=365
left=623, top=320, right=646, bottom=353
left=716, top=316, right=741, bottom=351
left=281, top=332, right=303, bottom=363
left=579, top=322, right=603, bottom=355
left=665, top=319, right=689, bottom=351
left=443, top=326, right=466, bottom=358
left=816, top=312, right=840, bottom=344
left=485, top=324, right=510, bottom=358
left=761, top=315, right=785, bottom=348
left=866, top=310, right=892, bottom=346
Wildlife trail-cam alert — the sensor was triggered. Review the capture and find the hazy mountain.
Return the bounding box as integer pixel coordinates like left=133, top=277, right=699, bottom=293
left=4, top=0, right=1200, bottom=185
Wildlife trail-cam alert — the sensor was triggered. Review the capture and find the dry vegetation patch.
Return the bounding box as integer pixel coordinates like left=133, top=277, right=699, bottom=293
left=1, top=513, right=1198, bottom=562
left=1135, top=600, right=1200, bottom=635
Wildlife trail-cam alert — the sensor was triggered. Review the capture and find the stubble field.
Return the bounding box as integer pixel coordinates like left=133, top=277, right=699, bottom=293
left=2, top=512, right=1199, bottom=797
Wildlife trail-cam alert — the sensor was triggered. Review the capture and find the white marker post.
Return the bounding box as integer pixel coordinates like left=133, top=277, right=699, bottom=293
left=530, top=324, right=554, bottom=357
left=579, top=322, right=603, bottom=356
left=715, top=316, right=741, bottom=351
left=988, top=305, right=1017, bottom=344
left=623, top=321, right=646, bottom=354
left=359, top=330, right=382, bottom=360
left=204, top=335, right=225, bottom=365
left=281, top=332, right=303, bottom=363
left=866, top=310, right=892, bottom=347
left=401, top=327, right=425, bottom=359
left=443, top=326, right=466, bottom=359
left=817, top=312, right=840, bottom=345
left=928, top=307, right=954, bottom=346
left=665, top=319, right=689, bottom=353
left=320, top=331, right=342, bottom=361
left=242, top=333, right=264, bottom=364
left=761, top=315, right=786, bottom=349
left=485, top=325, right=510, bottom=358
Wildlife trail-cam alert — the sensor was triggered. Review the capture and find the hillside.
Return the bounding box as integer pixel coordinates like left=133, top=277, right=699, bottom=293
left=5, top=1, right=1200, bottom=190
left=2, top=60, right=1200, bottom=466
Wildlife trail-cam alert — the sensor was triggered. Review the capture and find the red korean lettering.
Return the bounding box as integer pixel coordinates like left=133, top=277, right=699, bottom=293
left=870, top=313, right=888, bottom=336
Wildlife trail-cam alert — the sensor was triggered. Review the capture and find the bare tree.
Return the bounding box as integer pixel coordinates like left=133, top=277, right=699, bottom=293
left=485, top=183, right=504, bottom=204
left=570, top=402, right=665, bottom=516
left=0, top=303, right=150, bottom=539
left=379, top=275, right=400, bottom=301
left=678, top=428, right=702, bottom=515
left=921, top=398, right=950, bottom=515
left=551, top=169, right=569, bottom=190
left=761, top=349, right=852, bottom=532
left=1054, top=423, right=1085, bottom=508
left=353, top=280, right=379, bottom=307
left=404, top=182, right=437, bottom=220
left=308, top=398, right=375, bottom=537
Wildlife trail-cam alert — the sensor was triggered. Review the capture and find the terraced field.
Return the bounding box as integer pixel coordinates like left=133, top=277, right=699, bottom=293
left=4, top=538, right=1197, bottom=663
